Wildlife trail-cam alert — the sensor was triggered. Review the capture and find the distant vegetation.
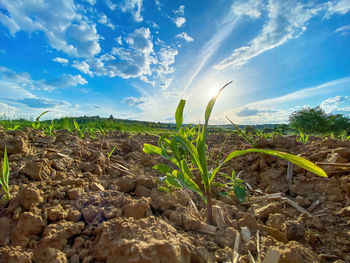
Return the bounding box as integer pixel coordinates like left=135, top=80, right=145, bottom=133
left=289, top=106, right=350, bottom=136
left=0, top=106, right=349, bottom=139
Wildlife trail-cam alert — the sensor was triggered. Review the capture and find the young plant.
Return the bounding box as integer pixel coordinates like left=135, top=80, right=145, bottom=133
left=73, top=119, right=84, bottom=138
left=297, top=130, right=309, bottom=144
left=226, top=117, right=257, bottom=147
left=98, top=126, right=106, bottom=136
left=0, top=148, right=10, bottom=200
left=7, top=125, right=20, bottom=131
left=107, top=145, right=117, bottom=160
left=214, top=170, right=246, bottom=202
left=144, top=82, right=327, bottom=224
left=44, top=120, right=55, bottom=136
left=32, top=111, right=49, bottom=130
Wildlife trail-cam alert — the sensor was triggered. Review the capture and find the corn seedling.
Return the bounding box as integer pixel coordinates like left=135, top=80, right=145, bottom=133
left=0, top=148, right=10, bottom=200
left=144, top=81, right=328, bottom=225
left=108, top=145, right=117, bottom=160
left=98, top=126, right=106, bottom=136
left=7, top=125, right=20, bottom=131
left=73, top=119, right=85, bottom=138
left=297, top=130, right=309, bottom=144
left=226, top=117, right=257, bottom=147
left=88, top=128, right=97, bottom=139
left=32, top=111, right=49, bottom=130
left=44, top=120, right=55, bottom=136
left=214, top=170, right=246, bottom=202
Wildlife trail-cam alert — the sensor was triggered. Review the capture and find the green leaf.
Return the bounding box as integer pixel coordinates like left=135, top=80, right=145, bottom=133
left=158, top=186, right=171, bottom=192
left=173, top=134, right=203, bottom=175
left=2, top=148, right=9, bottom=185
left=181, top=160, right=195, bottom=178
left=213, top=182, right=226, bottom=188
left=35, top=111, right=49, bottom=122
left=197, top=131, right=208, bottom=186
left=233, top=185, right=246, bottom=202
left=143, top=144, right=163, bottom=155
left=176, top=170, right=206, bottom=202
left=204, top=81, right=232, bottom=127
left=224, top=148, right=328, bottom=178
left=166, top=172, right=183, bottom=188
left=153, top=164, right=172, bottom=174
left=175, top=99, right=186, bottom=130
left=73, top=119, right=80, bottom=131
left=108, top=145, right=117, bottom=160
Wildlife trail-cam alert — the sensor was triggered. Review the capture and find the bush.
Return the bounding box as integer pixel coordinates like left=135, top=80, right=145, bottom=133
left=289, top=106, right=350, bottom=135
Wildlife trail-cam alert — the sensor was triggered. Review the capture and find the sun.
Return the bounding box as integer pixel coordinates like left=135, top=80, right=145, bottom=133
left=208, top=88, right=220, bottom=98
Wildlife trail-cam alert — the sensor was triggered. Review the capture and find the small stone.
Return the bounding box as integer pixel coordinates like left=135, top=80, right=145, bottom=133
left=90, top=182, right=104, bottom=192
left=67, top=209, right=82, bottom=222
left=67, top=188, right=84, bottom=200
left=117, top=175, right=136, bottom=192
left=48, top=204, right=66, bottom=221
left=73, top=237, right=85, bottom=251
left=266, top=213, right=286, bottom=231
left=134, top=185, right=151, bottom=197
left=18, top=186, right=43, bottom=210
left=122, top=198, right=151, bottom=219
left=284, top=220, right=305, bottom=242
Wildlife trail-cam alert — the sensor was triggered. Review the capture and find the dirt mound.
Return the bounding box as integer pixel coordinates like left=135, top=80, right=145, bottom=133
left=0, top=130, right=349, bottom=262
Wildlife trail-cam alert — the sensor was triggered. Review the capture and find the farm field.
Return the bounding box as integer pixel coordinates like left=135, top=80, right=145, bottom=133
left=0, top=1, right=349, bottom=262
left=0, top=124, right=350, bottom=263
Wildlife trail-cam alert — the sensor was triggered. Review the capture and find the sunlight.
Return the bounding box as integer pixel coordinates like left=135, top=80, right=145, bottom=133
left=208, top=87, right=220, bottom=98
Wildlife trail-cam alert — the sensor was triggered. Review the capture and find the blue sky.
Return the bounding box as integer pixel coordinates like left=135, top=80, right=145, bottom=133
left=0, top=0, right=349, bottom=124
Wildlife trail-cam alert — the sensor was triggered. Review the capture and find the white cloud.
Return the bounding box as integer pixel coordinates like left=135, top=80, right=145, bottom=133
left=0, top=103, right=17, bottom=118
left=245, top=77, right=350, bottom=108
left=72, top=61, right=93, bottom=75
left=122, top=96, right=152, bottom=108
left=116, top=36, right=123, bottom=45
left=0, top=66, right=39, bottom=95
left=0, top=67, right=84, bottom=118
left=98, top=13, right=115, bottom=30
left=214, top=0, right=325, bottom=70
left=173, top=17, right=186, bottom=28
left=173, top=5, right=185, bottom=16
left=104, top=27, right=155, bottom=79
left=231, top=0, right=264, bottom=19
left=0, top=49, right=6, bottom=54
left=0, top=0, right=101, bottom=58
left=214, top=0, right=350, bottom=70
left=326, top=0, right=350, bottom=16
left=320, top=96, right=350, bottom=113
left=53, top=57, right=69, bottom=64
left=176, top=32, right=194, bottom=42
left=223, top=77, right=350, bottom=124
left=105, top=0, right=117, bottom=10
left=156, top=47, right=178, bottom=75
left=83, top=0, right=96, bottom=5
left=335, top=24, right=350, bottom=35
left=125, top=27, right=153, bottom=53
left=120, top=0, right=143, bottom=22
left=155, top=0, right=162, bottom=11
left=44, top=74, right=88, bottom=88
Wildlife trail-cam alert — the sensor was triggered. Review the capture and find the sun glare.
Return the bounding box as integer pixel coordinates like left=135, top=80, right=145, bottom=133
left=208, top=88, right=220, bottom=98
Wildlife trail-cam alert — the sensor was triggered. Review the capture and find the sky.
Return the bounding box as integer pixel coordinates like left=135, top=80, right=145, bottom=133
left=0, top=0, right=349, bottom=124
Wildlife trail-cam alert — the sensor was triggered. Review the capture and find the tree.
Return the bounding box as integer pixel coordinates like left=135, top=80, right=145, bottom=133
left=289, top=106, right=329, bottom=133
left=328, top=114, right=350, bottom=134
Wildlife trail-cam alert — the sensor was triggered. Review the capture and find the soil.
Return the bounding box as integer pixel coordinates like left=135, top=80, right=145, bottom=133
left=0, top=127, right=349, bottom=263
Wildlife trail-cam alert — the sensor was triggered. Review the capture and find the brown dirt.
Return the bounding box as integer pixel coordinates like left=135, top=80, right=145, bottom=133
left=0, top=129, right=350, bottom=263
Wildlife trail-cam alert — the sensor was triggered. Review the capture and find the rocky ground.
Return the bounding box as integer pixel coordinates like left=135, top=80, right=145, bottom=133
left=0, top=127, right=349, bottom=263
